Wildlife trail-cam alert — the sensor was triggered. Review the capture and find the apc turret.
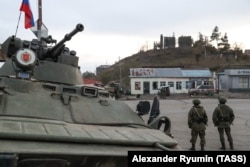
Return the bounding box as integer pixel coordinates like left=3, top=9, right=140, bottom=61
left=0, top=24, right=84, bottom=84
left=0, top=23, right=180, bottom=166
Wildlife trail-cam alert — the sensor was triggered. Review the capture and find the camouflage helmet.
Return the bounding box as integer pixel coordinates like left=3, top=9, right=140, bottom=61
left=218, top=96, right=227, bottom=104
left=192, top=99, right=201, bottom=105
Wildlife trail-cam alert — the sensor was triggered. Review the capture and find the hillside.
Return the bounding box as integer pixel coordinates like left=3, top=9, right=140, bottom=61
left=97, top=47, right=250, bottom=88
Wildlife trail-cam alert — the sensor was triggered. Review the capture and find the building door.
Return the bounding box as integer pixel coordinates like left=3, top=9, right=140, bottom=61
left=143, top=82, right=150, bottom=94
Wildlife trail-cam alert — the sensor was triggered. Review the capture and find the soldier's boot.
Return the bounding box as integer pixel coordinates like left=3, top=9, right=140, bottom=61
left=201, top=144, right=205, bottom=151
left=229, top=142, right=234, bottom=150
left=189, top=144, right=195, bottom=151
left=220, top=142, right=226, bottom=150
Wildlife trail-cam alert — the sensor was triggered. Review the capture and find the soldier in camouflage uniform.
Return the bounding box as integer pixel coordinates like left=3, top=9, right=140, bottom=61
left=188, top=99, right=208, bottom=151
left=212, top=96, right=235, bottom=150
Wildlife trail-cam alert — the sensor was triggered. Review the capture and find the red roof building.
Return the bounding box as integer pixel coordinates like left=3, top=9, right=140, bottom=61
left=83, top=78, right=103, bottom=87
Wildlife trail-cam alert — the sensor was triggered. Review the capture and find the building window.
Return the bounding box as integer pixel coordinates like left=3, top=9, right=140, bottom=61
left=135, top=82, right=141, bottom=90
left=152, top=81, right=158, bottom=90
left=176, top=81, right=182, bottom=90
left=186, top=81, right=190, bottom=89
left=239, top=77, right=248, bottom=88
left=168, top=82, right=174, bottom=87
left=160, top=81, right=166, bottom=87
left=204, top=81, right=209, bottom=85
left=197, top=80, right=202, bottom=86
left=204, top=80, right=213, bottom=86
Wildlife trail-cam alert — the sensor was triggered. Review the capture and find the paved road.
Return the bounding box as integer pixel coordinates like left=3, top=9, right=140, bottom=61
left=123, top=98, right=250, bottom=151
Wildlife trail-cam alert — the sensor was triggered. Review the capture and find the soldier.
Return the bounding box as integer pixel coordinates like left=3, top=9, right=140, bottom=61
left=212, top=96, right=235, bottom=150
left=188, top=99, right=208, bottom=151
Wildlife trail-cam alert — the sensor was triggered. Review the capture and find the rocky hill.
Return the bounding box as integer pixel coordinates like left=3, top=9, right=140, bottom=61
left=97, top=47, right=250, bottom=88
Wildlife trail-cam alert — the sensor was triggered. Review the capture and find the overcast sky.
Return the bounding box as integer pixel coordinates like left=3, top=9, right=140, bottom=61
left=0, top=0, right=250, bottom=73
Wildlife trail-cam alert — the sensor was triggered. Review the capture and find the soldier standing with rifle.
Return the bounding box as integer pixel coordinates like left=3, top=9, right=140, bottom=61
left=188, top=99, right=208, bottom=151
left=212, top=96, right=235, bottom=150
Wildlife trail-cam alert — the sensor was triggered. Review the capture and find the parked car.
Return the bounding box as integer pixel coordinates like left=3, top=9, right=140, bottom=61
left=188, top=85, right=215, bottom=96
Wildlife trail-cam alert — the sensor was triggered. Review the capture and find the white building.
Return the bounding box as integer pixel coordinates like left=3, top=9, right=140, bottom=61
left=130, top=68, right=214, bottom=95
left=218, top=69, right=250, bottom=92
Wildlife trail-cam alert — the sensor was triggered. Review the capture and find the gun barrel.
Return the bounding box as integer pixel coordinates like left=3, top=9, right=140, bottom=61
left=58, top=24, right=84, bottom=46
left=64, top=24, right=84, bottom=41
left=46, top=24, right=84, bottom=57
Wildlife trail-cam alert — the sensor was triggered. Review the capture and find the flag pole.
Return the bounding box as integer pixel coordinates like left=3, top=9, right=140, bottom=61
left=38, top=0, right=42, bottom=41
left=15, top=12, right=22, bottom=37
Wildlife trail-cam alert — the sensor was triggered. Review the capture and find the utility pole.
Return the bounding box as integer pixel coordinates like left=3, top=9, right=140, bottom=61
left=119, top=56, right=122, bottom=92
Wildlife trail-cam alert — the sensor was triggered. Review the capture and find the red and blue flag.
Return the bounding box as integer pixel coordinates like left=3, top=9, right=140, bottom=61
left=20, top=0, right=35, bottom=29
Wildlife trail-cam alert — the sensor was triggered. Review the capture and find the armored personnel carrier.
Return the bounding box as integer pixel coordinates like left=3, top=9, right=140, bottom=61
left=0, top=23, right=181, bottom=167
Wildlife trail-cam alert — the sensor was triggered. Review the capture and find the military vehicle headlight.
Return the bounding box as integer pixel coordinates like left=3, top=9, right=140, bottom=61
left=15, top=48, right=37, bottom=70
